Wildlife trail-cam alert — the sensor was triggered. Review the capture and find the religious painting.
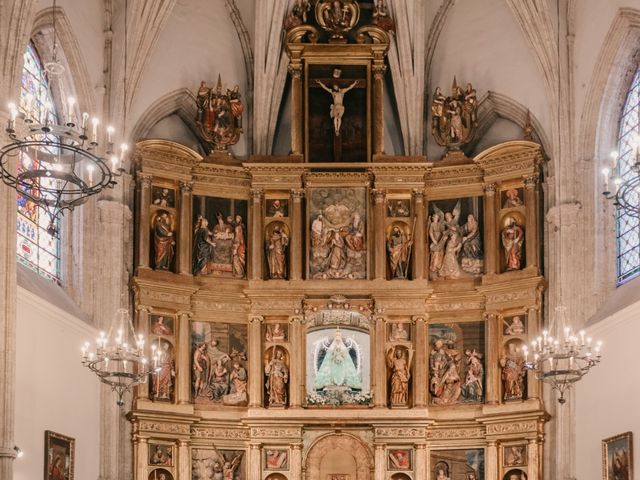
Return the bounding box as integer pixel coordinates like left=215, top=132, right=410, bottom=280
left=148, top=469, right=173, bottom=480
left=264, top=449, right=289, bottom=470
left=266, top=198, right=289, bottom=218
left=308, top=64, right=368, bottom=162
left=192, top=196, right=248, bottom=278
left=265, top=323, right=288, bottom=342
left=150, top=338, right=176, bottom=402
left=388, top=199, right=411, bottom=218
left=264, top=346, right=290, bottom=407
left=388, top=449, right=412, bottom=470
left=150, top=315, right=175, bottom=336
left=500, top=339, right=527, bottom=401
left=191, top=322, right=248, bottom=406
left=45, top=430, right=75, bottom=480
left=265, top=221, right=290, bottom=280
left=428, top=197, right=483, bottom=280
left=503, top=315, right=527, bottom=336
left=388, top=322, right=411, bottom=342
left=151, top=210, right=176, bottom=272
left=501, top=188, right=524, bottom=210
left=149, top=444, right=173, bottom=467
left=502, top=470, right=527, bottom=480
left=500, top=212, right=525, bottom=272
left=306, top=326, right=371, bottom=405
left=429, top=322, right=485, bottom=405
left=387, top=221, right=413, bottom=280
left=602, top=432, right=633, bottom=480
left=503, top=445, right=526, bottom=468
left=387, top=345, right=413, bottom=407
left=308, top=187, right=367, bottom=280
left=152, top=186, right=176, bottom=209
left=431, top=449, right=484, bottom=480
left=192, top=448, right=245, bottom=480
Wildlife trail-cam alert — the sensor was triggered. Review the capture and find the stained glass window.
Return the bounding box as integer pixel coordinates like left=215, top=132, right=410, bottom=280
left=16, top=42, right=61, bottom=283
left=616, top=67, right=640, bottom=284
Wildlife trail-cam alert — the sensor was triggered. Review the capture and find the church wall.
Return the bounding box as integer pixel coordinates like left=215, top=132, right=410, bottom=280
left=575, top=296, right=640, bottom=480
left=147, top=114, right=204, bottom=155
left=13, top=287, right=100, bottom=480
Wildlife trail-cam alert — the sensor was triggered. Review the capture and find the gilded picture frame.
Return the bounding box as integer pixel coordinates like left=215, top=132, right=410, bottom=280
left=602, top=431, right=633, bottom=480
left=44, top=430, right=75, bottom=480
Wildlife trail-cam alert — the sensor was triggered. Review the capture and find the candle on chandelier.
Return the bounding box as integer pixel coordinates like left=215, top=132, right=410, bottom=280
left=613, top=177, right=622, bottom=194
left=91, top=117, right=99, bottom=143
left=81, top=112, right=89, bottom=130
left=120, top=143, right=129, bottom=161
left=111, top=155, right=119, bottom=172
left=8, top=102, right=17, bottom=121
left=610, top=150, right=618, bottom=169
left=107, top=125, right=114, bottom=144
left=67, top=97, right=76, bottom=125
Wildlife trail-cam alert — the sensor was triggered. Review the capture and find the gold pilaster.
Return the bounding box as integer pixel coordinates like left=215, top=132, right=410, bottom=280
left=373, top=314, right=386, bottom=408
left=289, top=63, right=303, bottom=156
left=373, top=189, right=386, bottom=280
left=178, top=181, right=193, bottom=275
left=374, top=444, right=386, bottom=480
left=249, top=316, right=264, bottom=408
left=176, top=311, right=192, bottom=404
left=486, top=441, right=498, bottom=479
left=290, top=189, right=305, bottom=280
left=483, top=183, right=497, bottom=274
left=414, top=444, right=427, bottom=480
left=413, top=315, right=428, bottom=407
left=136, top=306, right=150, bottom=401
left=373, top=64, right=387, bottom=155
left=138, top=173, right=153, bottom=269
left=135, top=436, right=147, bottom=480
left=251, top=189, right=264, bottom=280
left=290, top=444, right=303, bottom=480
left=289, top=314, right=303, bottom=408
left=524, top=175, right=539, bottom=269
left=528, top=438, right=540, bottom=480
left=485, top=311, right=500, bottom=404
left=412, top=189, right=426, bottom=279
left=178, top=440, right=190, bottom=480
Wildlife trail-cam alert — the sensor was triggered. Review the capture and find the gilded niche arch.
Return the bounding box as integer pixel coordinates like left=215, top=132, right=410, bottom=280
left=305, top=433, right=374, bottom=480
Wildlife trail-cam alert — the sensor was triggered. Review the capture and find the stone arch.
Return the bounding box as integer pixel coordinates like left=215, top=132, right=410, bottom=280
left=304, top=433, right=373, bottom=480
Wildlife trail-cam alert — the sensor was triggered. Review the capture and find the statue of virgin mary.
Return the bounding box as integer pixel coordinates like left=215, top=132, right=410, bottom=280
left=314, top=328, right=362, bottom=390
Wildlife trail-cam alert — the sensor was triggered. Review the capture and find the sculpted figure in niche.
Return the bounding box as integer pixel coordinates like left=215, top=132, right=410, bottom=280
left=387, top=225, right=412, bottom=279
left=192, top=343, right=209, bottom=398
left=501, top=217, right=524, bottom=271
left=192, top=216, right=215, bottom=275
left=461, top=349, right=484, bottom=402
left=438, top=201, right=464, bottom=279
left=501, top=341, right=527, bottom=401
left=224, top=361, right=248, bottom=406
left=461, top=214, right=483, bottom=275
left=429, top=210, right=446, bottom=276
left=153, top=212, right=175, bottom=271
left=232, top=214, right=246, bottom=277
left=153, top=340, right=175, bottom=401
left=210, top=358, right=229, bottom=401
left=264, top=347, right=289, bottom=407
left=314, top=328, right=361, bottom=391
left=316, top=77, right=358, bottom=136
left=387, top=346, right=412, bottom=407
left=430, top=335, right=462, bottom=405
left=266, top=223, right=289, bottom=279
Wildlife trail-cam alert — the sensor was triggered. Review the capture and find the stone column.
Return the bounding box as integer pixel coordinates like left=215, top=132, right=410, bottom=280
left=289, top=63, right=303, bottom=156
left=289, top=315, right=303, bottom=408
left=249, top=444, right=262, bottom=480
left=528, top=438, right=540, bottom=480
left=414, top=444, right=427, bottom=480
left=250, top=189, right=264, bottom=280
left=137, top=173, right=153, bottom=269
left=374, top=444, right=386, bottom=480
left=486, top=441, right=498, bottom=480
left=248, top=316, right=264, bottom=408
left=178, top=440, right=190, bottom=480
left=412, top=316, right=428, bottom=407
left=373, top=314, right=386, bottom=408
left=524, top=175, right=539, bottom=269
left=485, top=312, right=501, bottom=404
left=178, top=181, right=193, bottom=275
left=290, top=189, right=304, bottom=280
left=290, top=444, right=302, bottom=480
left=372, top=189, right=386, bottom=280
left=176, top=311, right=192, bottom=404
left=412, top=190, right=426, bottom=279
left=483, top=183, right=498, bottom=274
left=372, top=64, right=387, bottom=155
left=134, top=437, right=147, bottom=480
left=136, top=307, right=150, bottom=401
left=527, top=306, right=541, bottom=400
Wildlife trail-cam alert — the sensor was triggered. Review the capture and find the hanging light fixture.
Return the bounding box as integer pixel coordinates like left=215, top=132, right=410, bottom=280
left=601, top=147, right=640, bottom=217
left=80, top=0, right=155, bottom=406
left=0, top=0, right=126, bottom=236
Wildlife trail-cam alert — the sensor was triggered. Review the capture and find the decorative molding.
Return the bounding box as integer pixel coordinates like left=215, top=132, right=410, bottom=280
left=139, top=422, right=191, bottom=435
left=427, top=427, right=485, bottom=440
left=250, top=427, right=301, bottom=439
left=192, top=427, right=250, bottom=440
left=486, top=421, right=537, bottom=435
left=375, top=427, right=426, bottom=439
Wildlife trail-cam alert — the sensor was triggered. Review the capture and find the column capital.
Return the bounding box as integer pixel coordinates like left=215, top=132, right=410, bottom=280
left=411, top=315, right=428, bottom=324
left=251, top=188, right=264, bottom=201
left=139, top=172, right=153, bottom=187
left=291, top=188, right=305, bottom=201
left=292, top=443, right=303, bottom=450
left=288, top=63, right=302, bottom=79
left=288, top=315, right=303, bottom=325
left=482, top=311, right=498, bottom=320
left=372, top=189, right=386, bottom=204
left=414, top=443, right=427, bottom=450
left=179, top=181, right=194, bottom=193
left=176, top=310, right=193, bottom=319
left=483, top=182, right=497, bottom=194
left=524, top=175, right=538, bottom=189
left=372, top=64, right=387, bottom=79
left=411, top=189, right=425, bottom=201
left=136, top=305, right=152, bottom=313
left=250, top=315, right=264, bottom=324
left=250, top=443, right=262, bottom=450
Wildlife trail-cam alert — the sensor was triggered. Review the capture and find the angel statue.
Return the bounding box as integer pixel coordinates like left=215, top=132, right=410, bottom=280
left=430, top=201, right=465, bottom=280
left=386, top=346, right=413, bottom=406
left=210, top=448, right=243, bottom=480
left=314, top=328, right=361, bottom=391
left=431, top=78, right=478, bottom=151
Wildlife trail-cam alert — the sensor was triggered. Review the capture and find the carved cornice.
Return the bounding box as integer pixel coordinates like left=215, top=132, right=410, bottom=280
left=303, top=171, right=372, bottom=188
left=427, top=427, right=485, bottom=440
left=139, top=421, right=191, bottom=435
left=375, top=427, right=426, bottom=439
left=485, top=421, right=538, bottom=436
left=192, top=426, right=250, bottom=440
left=250, top=427, right=302, bottom=439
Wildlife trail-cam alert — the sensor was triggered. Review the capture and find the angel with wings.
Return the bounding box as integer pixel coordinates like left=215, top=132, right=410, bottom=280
left=210, top=449, right=243, bottom=480
left=431, top=201, right=465, bottom=279
left=386, top=346, right=413, bottom=406
left=428, top=205, right=447, bottom=277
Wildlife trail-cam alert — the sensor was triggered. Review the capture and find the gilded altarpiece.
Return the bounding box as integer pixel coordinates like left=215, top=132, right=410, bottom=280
left=129, top=4, right=548, bottom=480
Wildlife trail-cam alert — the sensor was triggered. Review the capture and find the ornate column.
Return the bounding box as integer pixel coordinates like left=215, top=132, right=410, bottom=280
left=372, top=189, right=386, bottom=280
left=289, top=62, right=303, bottom=156
left=412, top=190, right=426, bottom=279
left=249, top=444, right=262, bottom=480
left=373, top=314, right=386, bottom=408
left=289, top=314, right=303, bottom=408
left=137, top=173, right=153, bottom=269
left=528, top=438, right=540, bottom=480
left=290, top=189, right=304, bottom=280
left=372, top=64, right=387, bottom=155
left=176, top=311, right=193, bottom=404
left=414, top=444, right=427, bottom=480
left=178, top=440, right=190, bottom=480
left=485, top=312, right=500, bottom=404
left=374, top=444, right=386, bottom=480
left=178, top=181, right=193, bottom=275
left=526, top=306, right=541, bottom=400
left=290, top=443, right=303, bottom=480
left=486, top=441, right=498, bottom=480
left=248, top=316, right=264, bottom=408
left=412, top=316, right=428, bottom=407
left=250, top=189, right=264, bottom=280
left=135, top=306, right=150, bottom=401
left=524, top=175, right=539, bottom=269
left=134, top=437, right=147, bottom=480
left=483, top=183, right=497, bottom=274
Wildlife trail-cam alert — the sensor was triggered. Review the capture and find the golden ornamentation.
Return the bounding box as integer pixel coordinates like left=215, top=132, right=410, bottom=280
left=431, top=78, right=478, bottom=152
left=315, top=0, right=360, bottom=42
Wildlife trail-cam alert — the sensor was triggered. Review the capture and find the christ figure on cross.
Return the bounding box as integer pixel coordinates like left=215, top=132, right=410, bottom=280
left=316, top=79, right=358, bottom=136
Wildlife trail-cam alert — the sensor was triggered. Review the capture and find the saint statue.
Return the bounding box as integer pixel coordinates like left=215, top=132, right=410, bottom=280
left=429, top=211, right=446, bottom=277
left=153, top=340, right=175, bottom=400
left=387, top=225, right=412, bottom=279
left=264, top=348, right=289, bottom=407
left=461, top=349, right=484, bottom=402
left=501, top=218, right=524, bottom=271
left=314, top=329, right=361, bottom=391
left=316, top=79, right=358, bottom=136
left=232, top=214, right=246, bottom=278
left=192, top=216, right=215, bottom=275
left=223, top=362, right=248, bottom=406
left=192, top=343, right=210, bottom=398
left=387, top=347, right=412, bottom=406
left=266, top=224, right=289, bottom=279
left=500, top=342, right=526, bottom=400
left=461, top=214, right=483, bottom=275
left=430, top=337, right=462, bottom=405
left=153, top=213, right=175, bottom=271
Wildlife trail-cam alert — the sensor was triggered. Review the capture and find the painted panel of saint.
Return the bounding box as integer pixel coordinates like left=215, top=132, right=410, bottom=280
left=308, top=187, right=367, bottom=280
left=149, top=338, right=175, bottom=402
left=503, top=315, right=527, bottom=336
left=503, top=446, right=527, bottom=468
left=431, top=449, right=484, bottom=480
left=152, top=186, right=176, bottom=209
left=266, top=199, right=289, bottom=218
left=428, top=197, right=483, bottom=280
left=387, top=199, right=411, bottom=218
left=501, top=188, right=524, bottom=210
left=429, top=322, right=485, bottom=405
left=191, top=322, right=248, bottom=406
left=149, top=315, right=175, bottom=336
left=192, top=196, right=248, bottom=278
left=388, top=449, right=412, bottom=470
left=305, top=326, right=371, bottom=405
left=149, top=444, right=173, bottom=467
left=192, top=448, right=245, bottom=480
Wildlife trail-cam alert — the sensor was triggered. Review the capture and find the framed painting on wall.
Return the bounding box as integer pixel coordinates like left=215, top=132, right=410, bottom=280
left=44, top=430, right=75, bottom=480
left=602, top=432, right=633, bottom=480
